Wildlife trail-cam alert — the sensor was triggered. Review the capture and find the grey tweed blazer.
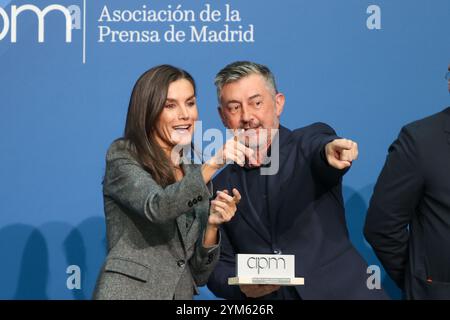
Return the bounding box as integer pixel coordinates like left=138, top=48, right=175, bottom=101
left=93, top=139, right=220, bottom=300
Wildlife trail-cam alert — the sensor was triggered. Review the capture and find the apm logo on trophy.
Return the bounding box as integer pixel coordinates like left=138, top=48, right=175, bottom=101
left=229, top=254, right=304, bottom=286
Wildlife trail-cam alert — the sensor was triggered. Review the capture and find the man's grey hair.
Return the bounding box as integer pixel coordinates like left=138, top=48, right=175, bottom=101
left=214, top=61, right=278, bottom=103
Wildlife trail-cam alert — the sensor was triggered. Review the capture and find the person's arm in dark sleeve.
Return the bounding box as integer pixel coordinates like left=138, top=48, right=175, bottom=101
left=207, top=225, right=246, bottom=299
left=364, top=126, right=424, bottom=289
left=301, top=122, right=350, bottom=187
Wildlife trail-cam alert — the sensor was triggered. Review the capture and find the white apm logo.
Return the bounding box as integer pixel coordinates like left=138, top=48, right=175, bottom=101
left=0, top=4, right=81, bottom=43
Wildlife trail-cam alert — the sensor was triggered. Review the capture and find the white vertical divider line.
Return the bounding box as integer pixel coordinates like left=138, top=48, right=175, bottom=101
left=83, top=0, right=86, bottom=64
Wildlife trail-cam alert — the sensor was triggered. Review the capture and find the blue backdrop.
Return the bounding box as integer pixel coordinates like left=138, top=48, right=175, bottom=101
left=0, top=0, right=449, bottom=299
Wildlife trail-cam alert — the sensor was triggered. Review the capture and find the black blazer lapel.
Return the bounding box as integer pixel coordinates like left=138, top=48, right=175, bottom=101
left=266, top=126, right=296, bottom=240
left=444, top=107, right=450, bottom=145
left=229, top=165, right=272, bottom=244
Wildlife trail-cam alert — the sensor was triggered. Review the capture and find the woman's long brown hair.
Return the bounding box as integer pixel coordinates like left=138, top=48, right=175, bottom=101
left=123, top=65, right=196, bottom=187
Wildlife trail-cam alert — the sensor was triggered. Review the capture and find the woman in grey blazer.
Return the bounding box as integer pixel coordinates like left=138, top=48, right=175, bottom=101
left=93, top=65, right=250, bottom=300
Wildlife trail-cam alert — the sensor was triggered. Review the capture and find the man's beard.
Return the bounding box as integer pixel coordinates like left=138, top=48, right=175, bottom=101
left=241, top=127, right=272, bottom=149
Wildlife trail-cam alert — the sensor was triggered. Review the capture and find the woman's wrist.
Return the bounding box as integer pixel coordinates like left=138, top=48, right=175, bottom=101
left=205, top=157, right=223, bottom=170
left=203, top=223, right=219, bottom=247
left=206, top=222, right=220, bottom=231
left=201, top=159, right=222, bottom=184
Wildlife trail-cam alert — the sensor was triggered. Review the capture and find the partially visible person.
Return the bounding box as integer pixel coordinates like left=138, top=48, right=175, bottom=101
left=93, top=65, right=249, bottom=300
left=364, top=64, right=450, bottom=299
left=207, top=61, right=388, bottom=299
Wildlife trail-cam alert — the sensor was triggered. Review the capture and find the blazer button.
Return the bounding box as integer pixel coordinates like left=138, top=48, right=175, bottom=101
left=177, top=260, right=185, bottom=268
left=188, top=201, right=193, bottom=207
left=273, top=249, right=282, bottom=254
left=193, top=199, right=198, bottom=204
left=197, top=195, right=203, bottom=201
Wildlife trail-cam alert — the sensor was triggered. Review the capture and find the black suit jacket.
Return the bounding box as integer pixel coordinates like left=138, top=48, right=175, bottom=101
left=207, top=123, right=387, bottom=299
left=364, top=107, right=450, bottom=299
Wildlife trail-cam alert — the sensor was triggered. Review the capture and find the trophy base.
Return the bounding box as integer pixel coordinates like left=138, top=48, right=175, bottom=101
left=228, top=277, right=304, bottom=286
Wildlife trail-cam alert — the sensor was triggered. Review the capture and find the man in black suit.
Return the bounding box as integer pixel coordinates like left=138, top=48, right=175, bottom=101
left=364, top=65, right=450, bottom=299
left=206, top=61, right=387, bottom=299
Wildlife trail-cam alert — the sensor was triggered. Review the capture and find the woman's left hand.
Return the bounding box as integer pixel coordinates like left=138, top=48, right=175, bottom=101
left=208, top=188, right=241, bottom=227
